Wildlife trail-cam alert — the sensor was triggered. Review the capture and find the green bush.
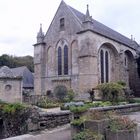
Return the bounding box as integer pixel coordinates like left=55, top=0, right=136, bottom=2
left=72, top=129, right=103, bottom=140
left=2, top=103, right=26, bottom=114
left=70, top=106, right=88, bottom=113
left=87, top=88, right=95, bottom=102
left=85, top=101, right=112, bottom=108
left=129, top=98, right=140, bottom=103
left=66, top=89, right=75, bottom=102
left=96, top=82, right=125, bottom=103
left=108, top=116, right=137, bottom=132
left=71, top=117, right=85, bottom=126
left=37, top=98, right=60, bottom=108
left=117, top=81, right=126, bottom=87
left=54, top=85, right=67, bottom=101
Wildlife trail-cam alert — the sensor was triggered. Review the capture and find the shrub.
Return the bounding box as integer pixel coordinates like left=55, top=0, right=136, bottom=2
left=72, top=129, right=103, bottom=140
left=87, top=110, right=107, bottom=120
left=71, top=117, right=85, bottom=127
left=117, top=81, right=126, bottom=87
left=96, top=82, right=124, bottom=103
left=2, top=103, right=26, bottom=114
left=66, top=89, right=75, bottom=102
left=108, top=116, right=137, bottom=132
left=54, top=85, right=67, bottom=101
left=37, top=98, right=60, bottom=108
left=87, top=88, right=95, bottom=102
left=129, top=98, right=140, bottom=103
left=70, top=105, right=88, bottom=113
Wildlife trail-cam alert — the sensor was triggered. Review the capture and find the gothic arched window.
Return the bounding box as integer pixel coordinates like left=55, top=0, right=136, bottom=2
left=105, top=51, right=109, bottom=83
left=100, top=49, right=109, bottom=83
left=100, top=50, right=104, bottom=83
left=64, top=45, right=68, bottom=75
left=58, top=47, right=62, bottom=75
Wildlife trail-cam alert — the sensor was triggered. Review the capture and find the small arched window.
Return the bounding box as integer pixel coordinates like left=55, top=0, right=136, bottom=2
left=58, top=47, right=62, bottom=75
left=64, top=45, right=68, bottom=75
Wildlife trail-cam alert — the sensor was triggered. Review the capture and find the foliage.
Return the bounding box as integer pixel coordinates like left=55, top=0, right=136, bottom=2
left=87, top=110, right=107, bottom=120
left=71, top=117, right=85, bottom=126
left=61, top=101, right=113, bottom=111
left=1, top=102, right=26, bottom=114
left=64, top=89, right=75, bottom=102
left=108, top=116, right=137, bottom=132
left=85, top=110, right=118, bottom=121
left=72, top=129, right=103, bottom=140
left=70, top=105, right=88, bottom=113
left=0, top=99, right=7, bottom=105
left=96, top=82, right=125, bottom=103
left=87, top=88, right=95, bottom=102
left=0, top=54, right=34, bottom=72
left=61, top=101, right=84, bottom=110
left=37, top=98, right=60, bottom=108
left=117, top=81, right=126, bottom=87
left=54, top=85, right=68, bottom=101
left=129, top=98, right=140, bottom=103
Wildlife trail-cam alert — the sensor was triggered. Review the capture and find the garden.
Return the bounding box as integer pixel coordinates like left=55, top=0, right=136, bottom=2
left=0, top=81, right=139, bottom=139
left=33, top=81, right=139, bottom=139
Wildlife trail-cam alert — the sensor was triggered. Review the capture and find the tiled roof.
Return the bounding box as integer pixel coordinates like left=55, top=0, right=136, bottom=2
left=69, top=6, right=139, bottom=50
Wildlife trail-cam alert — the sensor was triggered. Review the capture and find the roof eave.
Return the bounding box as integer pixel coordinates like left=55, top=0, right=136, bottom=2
left=77, top=29, right=137, bottom=51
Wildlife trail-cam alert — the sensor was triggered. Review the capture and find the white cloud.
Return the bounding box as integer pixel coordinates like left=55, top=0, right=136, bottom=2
left=0, top=0, right=139, bottom=56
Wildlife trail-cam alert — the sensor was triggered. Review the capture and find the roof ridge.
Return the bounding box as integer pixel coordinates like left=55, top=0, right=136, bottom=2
left=68, top=5, right=139, bottom=49
left=11, top=66, right=27, bottom=69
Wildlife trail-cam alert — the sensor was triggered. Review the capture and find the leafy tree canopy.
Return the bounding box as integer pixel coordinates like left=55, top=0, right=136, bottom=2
left=0, top=54, right=34, bottom=72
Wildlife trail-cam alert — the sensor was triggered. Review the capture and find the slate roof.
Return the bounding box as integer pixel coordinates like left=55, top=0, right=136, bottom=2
left=12, top=66, right=26, bottom=77
left=11, top=66, right=34, bottom=88
left=0, top=66, right=14, bottom=78
left=68, top=5, right=139, bottom=50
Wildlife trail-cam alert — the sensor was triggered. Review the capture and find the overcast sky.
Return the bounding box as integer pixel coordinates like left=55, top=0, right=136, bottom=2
left=0, top=0, right=140, bottom=56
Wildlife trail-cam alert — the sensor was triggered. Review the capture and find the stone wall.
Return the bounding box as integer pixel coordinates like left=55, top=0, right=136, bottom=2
left=0, top=107, right=31, bottom=139
left=89, top=103, right=140, bottom=114
left=0, top=78, right=22, bottom=103
left=38, top=111, right=71, bottom=130
left=0, top=106, right=71, bottom=139
left=27, top=107, right=71, bottom=132
left=23, top=94, right=47, bottom=105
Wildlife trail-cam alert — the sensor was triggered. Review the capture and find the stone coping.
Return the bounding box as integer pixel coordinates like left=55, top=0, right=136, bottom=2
left=89, top=103, right=140, bottom=112
left=39, top=110, right=71, bottom=116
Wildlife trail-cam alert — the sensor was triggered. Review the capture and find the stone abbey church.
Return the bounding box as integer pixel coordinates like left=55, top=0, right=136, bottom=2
left=34, top=1, right=140, bottom=98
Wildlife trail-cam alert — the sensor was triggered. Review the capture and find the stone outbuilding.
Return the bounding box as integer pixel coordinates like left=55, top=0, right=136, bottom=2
left=0, top=66, right=22, bottom=103
left=11, top=66, right=34, bottom=95
left=34, top=1, right=140, bottom=98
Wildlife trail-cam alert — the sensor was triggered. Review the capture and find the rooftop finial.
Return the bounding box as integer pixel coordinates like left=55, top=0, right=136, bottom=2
left=84, top=4, right=92, bottom=24
left=131, top=35, right=133, bottom=41
left=39, top=23, right=42, bottom=32
left=37, top=23, right=44, bottom=43
left=86, top=4, right=90, bottom=17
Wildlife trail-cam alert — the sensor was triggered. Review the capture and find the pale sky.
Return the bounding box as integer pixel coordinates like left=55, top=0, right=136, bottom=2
left=0, top=0, right=140, bottom=56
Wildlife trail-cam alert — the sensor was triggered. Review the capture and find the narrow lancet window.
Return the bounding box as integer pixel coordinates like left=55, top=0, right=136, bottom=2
left=64, top=45, right=68, bottom=75
left=58, top=47, right=62, bottom=75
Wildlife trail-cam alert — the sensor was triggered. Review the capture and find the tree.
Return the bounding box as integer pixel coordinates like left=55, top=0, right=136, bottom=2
left=0, top=54, right=34, bottom=72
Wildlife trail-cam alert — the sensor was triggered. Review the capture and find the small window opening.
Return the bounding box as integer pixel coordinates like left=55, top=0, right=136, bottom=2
left=60, top=18, right=65, bottom=30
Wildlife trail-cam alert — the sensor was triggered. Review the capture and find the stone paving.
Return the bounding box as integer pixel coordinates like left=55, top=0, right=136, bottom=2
left=4, top=125, right=71, bottom=140
left=126, top=112, right=140, bottom=140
